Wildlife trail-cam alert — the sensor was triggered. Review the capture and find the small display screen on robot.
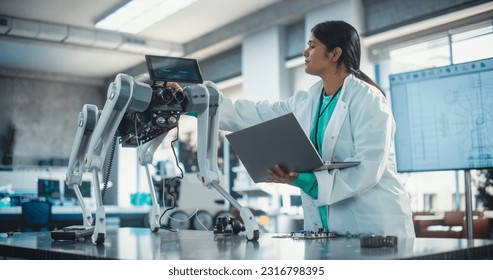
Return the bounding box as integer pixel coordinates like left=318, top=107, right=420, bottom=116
left=145, top=55, right=203, bottom=83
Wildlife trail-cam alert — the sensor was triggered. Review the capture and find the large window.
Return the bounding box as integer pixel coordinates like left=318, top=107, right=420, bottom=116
left=386, top=23, right=493, bottom=75
left=451, top=24, right=493, bottom=64
left=389, top=37, right=451, bottom=70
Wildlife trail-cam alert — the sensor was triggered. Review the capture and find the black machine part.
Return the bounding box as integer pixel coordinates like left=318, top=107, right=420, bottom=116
left=213, top=216, right=245, bottom=236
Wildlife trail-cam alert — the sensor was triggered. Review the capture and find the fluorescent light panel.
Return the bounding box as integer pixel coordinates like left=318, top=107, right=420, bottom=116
left=95, top=0, right=197, bottom=34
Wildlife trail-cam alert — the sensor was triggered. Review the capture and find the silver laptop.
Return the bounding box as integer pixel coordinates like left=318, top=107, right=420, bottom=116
left=225, top=113, right=359, bottom=183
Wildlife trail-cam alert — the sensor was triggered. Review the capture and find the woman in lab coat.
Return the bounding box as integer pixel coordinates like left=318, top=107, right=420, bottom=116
left=219, top=20, right=415, bottom=238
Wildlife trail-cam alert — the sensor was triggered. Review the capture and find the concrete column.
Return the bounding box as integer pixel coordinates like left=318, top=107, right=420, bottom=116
left=242, top=26, right=289, bottom=101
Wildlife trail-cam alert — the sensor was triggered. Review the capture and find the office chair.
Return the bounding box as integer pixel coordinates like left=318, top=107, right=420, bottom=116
left=21, top=200, right=52, bottom=232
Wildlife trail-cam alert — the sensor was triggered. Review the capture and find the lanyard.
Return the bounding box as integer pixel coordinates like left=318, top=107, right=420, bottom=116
left=314, top=87, right=341, bottom=151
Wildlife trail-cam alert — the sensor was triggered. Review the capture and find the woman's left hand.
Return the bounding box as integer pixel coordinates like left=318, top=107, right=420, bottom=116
left=266, top=165, right=298, bottom=184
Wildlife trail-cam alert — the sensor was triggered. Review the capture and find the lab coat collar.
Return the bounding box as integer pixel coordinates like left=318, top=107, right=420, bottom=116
left=306, top=75, right=355, bottom=160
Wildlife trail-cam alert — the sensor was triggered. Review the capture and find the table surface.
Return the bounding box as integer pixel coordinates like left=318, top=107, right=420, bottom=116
left=1, top=227, right=492, bottom=260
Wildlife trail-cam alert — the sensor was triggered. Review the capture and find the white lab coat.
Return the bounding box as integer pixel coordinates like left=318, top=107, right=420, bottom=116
left=219, top=74, right=415, bottom=237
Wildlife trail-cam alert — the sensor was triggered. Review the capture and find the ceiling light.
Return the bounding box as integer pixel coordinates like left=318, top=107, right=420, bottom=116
left=95, top=0, right=197, bottom=34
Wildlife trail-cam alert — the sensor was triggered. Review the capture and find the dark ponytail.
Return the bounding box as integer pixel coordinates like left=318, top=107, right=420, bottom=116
left=311, top=21, right=385, bottom=96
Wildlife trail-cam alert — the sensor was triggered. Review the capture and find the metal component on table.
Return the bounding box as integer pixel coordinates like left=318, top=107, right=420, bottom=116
left=51, top=225, right=94, bottom=241
left=271, top=229, right=338, bottom=239
left=360, top=235, right=398, bottom=248
left=213, top=216, right=245, bottom=236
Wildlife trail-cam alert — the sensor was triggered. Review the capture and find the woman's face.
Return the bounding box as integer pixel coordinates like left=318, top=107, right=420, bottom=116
left=303, top=33, right=332, bottom=77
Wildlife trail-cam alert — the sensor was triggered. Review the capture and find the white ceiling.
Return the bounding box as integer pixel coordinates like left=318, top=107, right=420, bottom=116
left=0, top=0, right=282, bottom=81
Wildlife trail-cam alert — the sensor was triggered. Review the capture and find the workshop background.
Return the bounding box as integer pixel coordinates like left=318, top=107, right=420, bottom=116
left=1, top=0, right=492, bottom=235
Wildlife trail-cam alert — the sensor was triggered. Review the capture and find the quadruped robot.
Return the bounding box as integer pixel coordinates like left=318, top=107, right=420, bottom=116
left=53, top=55, right=259, bottom=244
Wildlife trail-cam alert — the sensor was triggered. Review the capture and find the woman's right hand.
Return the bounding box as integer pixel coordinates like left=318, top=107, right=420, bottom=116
left=166, top=82, right=183, bottom=92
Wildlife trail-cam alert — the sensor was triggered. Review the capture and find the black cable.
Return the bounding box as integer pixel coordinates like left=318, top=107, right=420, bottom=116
left=102, top=136, right=117, bottom=202
left=92, top=136, right=117, bottom=226
left=159, top=126, right=184, bottom=230
left=169, top=126, right=185, bottom=181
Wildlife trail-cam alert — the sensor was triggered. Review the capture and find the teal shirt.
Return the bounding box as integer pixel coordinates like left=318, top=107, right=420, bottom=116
left=289, top=90, right=340, bottom=231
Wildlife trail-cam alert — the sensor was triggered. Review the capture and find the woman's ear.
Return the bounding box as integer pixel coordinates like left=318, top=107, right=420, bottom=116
left=331, top=47, right=343, bottom=62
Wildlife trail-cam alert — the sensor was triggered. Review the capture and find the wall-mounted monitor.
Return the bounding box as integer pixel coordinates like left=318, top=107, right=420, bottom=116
left=64, top=181, right=91, bottom=199
left=390, top=57, right=493, bottom=172
left=37, top=179, right=61, bottom=200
